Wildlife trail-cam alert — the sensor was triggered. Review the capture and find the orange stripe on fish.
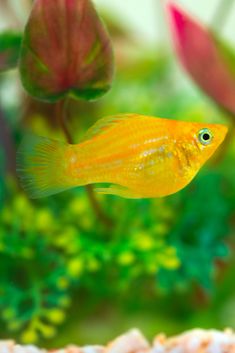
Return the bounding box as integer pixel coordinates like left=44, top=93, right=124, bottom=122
left=16, top=114, right=228, bottom=199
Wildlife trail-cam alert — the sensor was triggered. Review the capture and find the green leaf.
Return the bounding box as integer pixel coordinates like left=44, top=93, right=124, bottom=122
left=0, top=31, right=22, bottom=73
left=19, top=0, right=114, bottom=102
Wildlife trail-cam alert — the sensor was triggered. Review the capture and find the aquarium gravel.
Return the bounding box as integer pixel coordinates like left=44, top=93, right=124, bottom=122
left=1, top=329, right=235, bottom=353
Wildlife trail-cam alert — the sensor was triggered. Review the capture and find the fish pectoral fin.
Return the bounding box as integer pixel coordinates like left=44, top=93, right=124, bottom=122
left=95, top=184, right=142, bottom=199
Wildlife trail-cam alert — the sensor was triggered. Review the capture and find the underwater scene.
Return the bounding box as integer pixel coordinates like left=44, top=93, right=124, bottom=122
left=0, top=0, right=235, bottom=351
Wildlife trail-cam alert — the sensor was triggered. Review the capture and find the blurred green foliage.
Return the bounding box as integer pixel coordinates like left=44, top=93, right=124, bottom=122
left=0, top=53, right=234, bottom=342
left=0, top=31, right=22, bottom=72
left=158, top=171, right=231, bottom=292
left=0, top=0, right=234, bottom=347
left=0, top=146, right=6, bottom=204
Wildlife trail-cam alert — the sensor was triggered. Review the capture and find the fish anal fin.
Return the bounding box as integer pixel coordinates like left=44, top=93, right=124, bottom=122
left=95, top=184, right=142, bottom=199
left=81, top=113, right=141, bottom=142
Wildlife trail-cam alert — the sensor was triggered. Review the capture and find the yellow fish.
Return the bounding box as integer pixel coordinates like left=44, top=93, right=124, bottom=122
left=17, top=114, right=228, bottom=199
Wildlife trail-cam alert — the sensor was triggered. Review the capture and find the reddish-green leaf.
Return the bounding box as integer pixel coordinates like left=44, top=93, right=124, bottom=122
left=0, top=31, right=22, bottom=73
left=168, top=2, right=235, bottom=116
left=19, top=0, right=114, bottom=102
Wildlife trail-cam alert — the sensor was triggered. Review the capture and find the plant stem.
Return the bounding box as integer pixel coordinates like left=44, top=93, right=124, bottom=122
left=56, top=99, right=73, bottom=144
left=212, top=0, right=234, bottom=31
left=56, top=99, right=113, bottom=229
left=0, top=105, right=16, bottom=175
left=85, top=184, right=113, bottom=229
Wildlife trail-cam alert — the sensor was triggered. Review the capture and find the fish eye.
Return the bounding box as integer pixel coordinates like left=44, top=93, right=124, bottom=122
left=198, top=128, right=213, bottom=145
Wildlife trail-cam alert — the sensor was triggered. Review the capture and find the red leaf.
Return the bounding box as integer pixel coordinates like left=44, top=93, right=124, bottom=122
left=168, top=2, right=235, bottom=116
left=19, top=0, right=114, bottom=102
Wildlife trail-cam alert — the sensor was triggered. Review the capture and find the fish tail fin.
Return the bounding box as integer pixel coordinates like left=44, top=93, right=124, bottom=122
left=17, top=135, right=75, bottom=198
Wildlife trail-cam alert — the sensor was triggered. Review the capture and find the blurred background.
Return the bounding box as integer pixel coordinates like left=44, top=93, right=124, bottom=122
left=0, top=0, right=235, bottom=348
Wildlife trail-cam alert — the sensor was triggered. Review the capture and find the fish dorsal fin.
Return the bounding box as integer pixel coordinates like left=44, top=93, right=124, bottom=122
left=81, top=113, right=141, bottom=142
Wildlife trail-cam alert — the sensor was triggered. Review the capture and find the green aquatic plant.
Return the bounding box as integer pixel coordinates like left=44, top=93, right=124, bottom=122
left=0, top=0, right=234, bottom=346
left=0, top=31, right=22, bottom=73
left=0, top=167, right=233, bottom=343
left=158, top=171, right=232, bottom=293
left=0, top=190, right=73, bottom=342
left=0, top=184, right=181, bottom=342
left=0, top=147, right=5, bottom=202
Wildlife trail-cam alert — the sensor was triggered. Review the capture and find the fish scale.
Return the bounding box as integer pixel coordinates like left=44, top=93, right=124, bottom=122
left=17, top=114, right=228, bottom=199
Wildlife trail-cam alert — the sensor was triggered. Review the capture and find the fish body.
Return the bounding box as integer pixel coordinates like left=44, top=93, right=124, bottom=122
left=17, top=114, right=228, bottom=198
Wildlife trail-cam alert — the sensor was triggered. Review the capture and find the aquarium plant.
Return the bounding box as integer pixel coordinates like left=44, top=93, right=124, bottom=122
left=0, top=0, right=234, bottom=346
